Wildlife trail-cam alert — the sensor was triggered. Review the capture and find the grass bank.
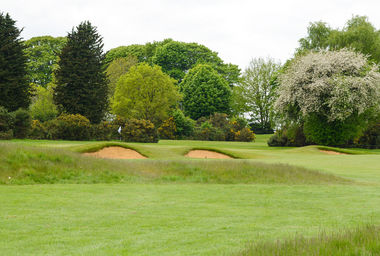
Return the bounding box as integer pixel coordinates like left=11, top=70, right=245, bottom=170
left=0, top=143, right=350, bottom=185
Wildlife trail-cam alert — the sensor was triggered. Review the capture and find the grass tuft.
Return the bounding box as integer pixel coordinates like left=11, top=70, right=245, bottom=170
left=237, top=225, right=380, bottom=256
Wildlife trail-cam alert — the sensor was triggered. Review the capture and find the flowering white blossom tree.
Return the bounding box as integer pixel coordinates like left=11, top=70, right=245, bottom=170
left=275, top=49, right=380, bottom=145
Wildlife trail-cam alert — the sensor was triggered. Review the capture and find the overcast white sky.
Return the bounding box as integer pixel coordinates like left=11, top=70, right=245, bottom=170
left=3, top=0, right=380, bottom=70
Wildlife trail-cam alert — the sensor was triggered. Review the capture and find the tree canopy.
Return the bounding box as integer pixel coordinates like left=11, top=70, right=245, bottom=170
left=0, top=12, right=30, bottom=111
left=276, top=49, right=380, bottom=145
left=112, top=63, right=181, bottom=125
left=180, top=64, right=231, bottom=120
left=54, top=21, right=108, bottom=123
left=236, top=57, right=281, bottom=132
left=24, top=36, right=66, bottom=87
left=298, top=15, right=380, bottom=63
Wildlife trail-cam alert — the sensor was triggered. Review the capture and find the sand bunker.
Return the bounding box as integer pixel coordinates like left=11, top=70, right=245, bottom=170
left=320, top=150, right=347, bottom=155
left=83, top=147, right=146, bottom=159
left=185, top=150, right=232, bottom=159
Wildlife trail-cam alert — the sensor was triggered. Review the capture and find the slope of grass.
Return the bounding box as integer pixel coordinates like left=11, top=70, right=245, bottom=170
left=0, top=143, right=349, bottom=185
left=238, top=225, right=380, bottom=256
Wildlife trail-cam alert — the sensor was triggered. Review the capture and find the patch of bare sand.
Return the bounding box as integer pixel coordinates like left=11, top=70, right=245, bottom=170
left=185, top=150, right=232, bottom=159
left=83, top=147, right=146, bottom=159
left=320, top=150, right=347, bottom=155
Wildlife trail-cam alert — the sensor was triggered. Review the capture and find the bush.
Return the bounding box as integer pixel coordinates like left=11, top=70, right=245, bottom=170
left=234, top=127, right=255, bottom=142
left=91, top=121, right=117, bottom=141
left=29, top=120, right=47, bottom=139
left=0, top=129, right=13, bottom=140
left=249, top=122, right=274, bottom=134
left=356, top=122, right=380, bottom=149
left=172, top=109, right=195, bottom=138
left=121, top=119, right=158, bottom=143
left=193, top=121, right=225, bottom=141
left=303, top=114, right=364, bottom=146
left=267, top=125, right=306, bottom=147
left=158, top=117, right=176, bottom=139
left=13, top=108, right=32, bottom=139
left=0, top=106, right=14, bottom=139
left=54, top=114, right=91, bottom=140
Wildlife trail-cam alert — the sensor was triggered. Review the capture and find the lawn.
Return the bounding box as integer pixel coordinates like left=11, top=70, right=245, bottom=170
left=1, top=135, right=380, bottom=255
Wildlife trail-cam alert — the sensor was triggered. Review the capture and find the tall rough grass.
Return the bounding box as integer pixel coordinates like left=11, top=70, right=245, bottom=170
left=0, top=143, right=351, bottom=185
left=238, top=225, right=380, bottom=256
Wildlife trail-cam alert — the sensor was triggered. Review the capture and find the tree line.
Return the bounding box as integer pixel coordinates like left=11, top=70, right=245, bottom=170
left=0, top=12, right=379, bottom=147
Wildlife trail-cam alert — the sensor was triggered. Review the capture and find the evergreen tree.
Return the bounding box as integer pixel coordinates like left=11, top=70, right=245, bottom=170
left=0, top=12, right=30, bottom=111
left=54, top=21, right=108, bottom=123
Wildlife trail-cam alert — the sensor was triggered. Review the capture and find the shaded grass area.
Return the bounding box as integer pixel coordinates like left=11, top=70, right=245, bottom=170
left=0, top=143, right=350, bottom=185
left=238, top=225, right=380, bottom=256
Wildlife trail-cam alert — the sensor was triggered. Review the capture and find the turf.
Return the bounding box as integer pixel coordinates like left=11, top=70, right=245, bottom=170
left=1, top=135, right=380, bottom=255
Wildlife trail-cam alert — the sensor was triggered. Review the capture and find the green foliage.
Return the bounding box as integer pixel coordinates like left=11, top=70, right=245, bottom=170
left=54, top=21, right=108, bottom=123
left=13, top=108, right=32, bottom=139
left=236, top=57, right=281, bottom=131
left=29, top=83, right=58, bottom=122
left=29, top=120, right=46, bottom=139
left=55, top=114, right=91, bottom=140
left=180, top=64, right=231, bottom=120
left=234, top=127, right=255, bottom=142
left=90, top=121, right=118, bottom=141
left=153, top=40, right=240, bottom=86
left=194, top=121, right=225, bottom=141
left=172, top=109, right=195, bottom=138
left=303, top=114, right=366, bottom=146
left=112, top=63, right=181, bottom=125
left=0, top=12, right=30, bottom=111
left=298, top=16, right=380, bottom=63
left=104, top=39, right=173, bottom=65
left=0, top=106, right=14, bottom=133
left=158, top=117, right=177, bottom=139
left=357, top=121, right=380, bottom=149
left=121, top=119, right=158, bottom=143
left=268, top=124, right=307, bottom=147
left=24, top=36, right=66, bottom=87
left=105, top=56, right=138, bottom=99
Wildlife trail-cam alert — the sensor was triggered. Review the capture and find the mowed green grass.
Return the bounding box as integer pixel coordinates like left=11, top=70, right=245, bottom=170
left=1, top=135, right=380, bottom=255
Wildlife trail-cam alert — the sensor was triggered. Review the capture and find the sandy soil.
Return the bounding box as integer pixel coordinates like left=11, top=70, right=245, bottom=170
left=83, top=147, right=146, bottom=159
left=185, top=150, right=232, bottom=159
left=320, top=150, right=347, bottom=155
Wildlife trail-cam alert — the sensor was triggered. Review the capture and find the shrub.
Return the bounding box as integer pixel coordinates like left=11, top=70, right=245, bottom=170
left=172, top=109, right=195, bottom=138
left=0, top=106, right=14, bottom=139
left=0, top=129, right=13, bottom=140
left=29, top=120, right=47, bottom=139
left=234, top=127, right=255, bottom=142
left=267, top=125, right=306, bottom=147
left=356, top=121, right=380, bottom=149
left=13, top=108, right=32, bottom=139
left=91, top=121, right=117, bottom=141
left=158, top=117, right=177, bottom=139
left=55, top=114, right=91, bottom=140
left=193, top=121, right=225, bottom=141
left=121, top=119, right=158, bottom=143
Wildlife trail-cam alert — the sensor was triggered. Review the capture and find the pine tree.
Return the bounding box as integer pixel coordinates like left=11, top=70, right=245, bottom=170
left=0, top=12, right=30, bottom=111
left=54, top=21, right=108, bottom=123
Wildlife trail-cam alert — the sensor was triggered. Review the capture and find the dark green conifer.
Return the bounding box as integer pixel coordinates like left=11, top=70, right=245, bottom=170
left=54, top=21, right=108, bottom=123
left=0, top=12, right=30, bottom=111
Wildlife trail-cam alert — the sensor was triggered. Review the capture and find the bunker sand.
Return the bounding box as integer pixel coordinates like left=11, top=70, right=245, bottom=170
left=185, top=150, right=232, bottom=159
left=83, top=147, right=146, bottom=159
left=320, top=150, right=347, bottom=155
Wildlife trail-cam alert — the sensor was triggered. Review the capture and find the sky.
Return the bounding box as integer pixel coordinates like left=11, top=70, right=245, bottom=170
left=3, top=0, right=380, bottom=70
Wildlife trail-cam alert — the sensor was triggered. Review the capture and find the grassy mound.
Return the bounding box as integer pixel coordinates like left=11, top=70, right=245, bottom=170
left=238, top=225, right=380, bottom=256
left=0, top=143, right=351, bottom=185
